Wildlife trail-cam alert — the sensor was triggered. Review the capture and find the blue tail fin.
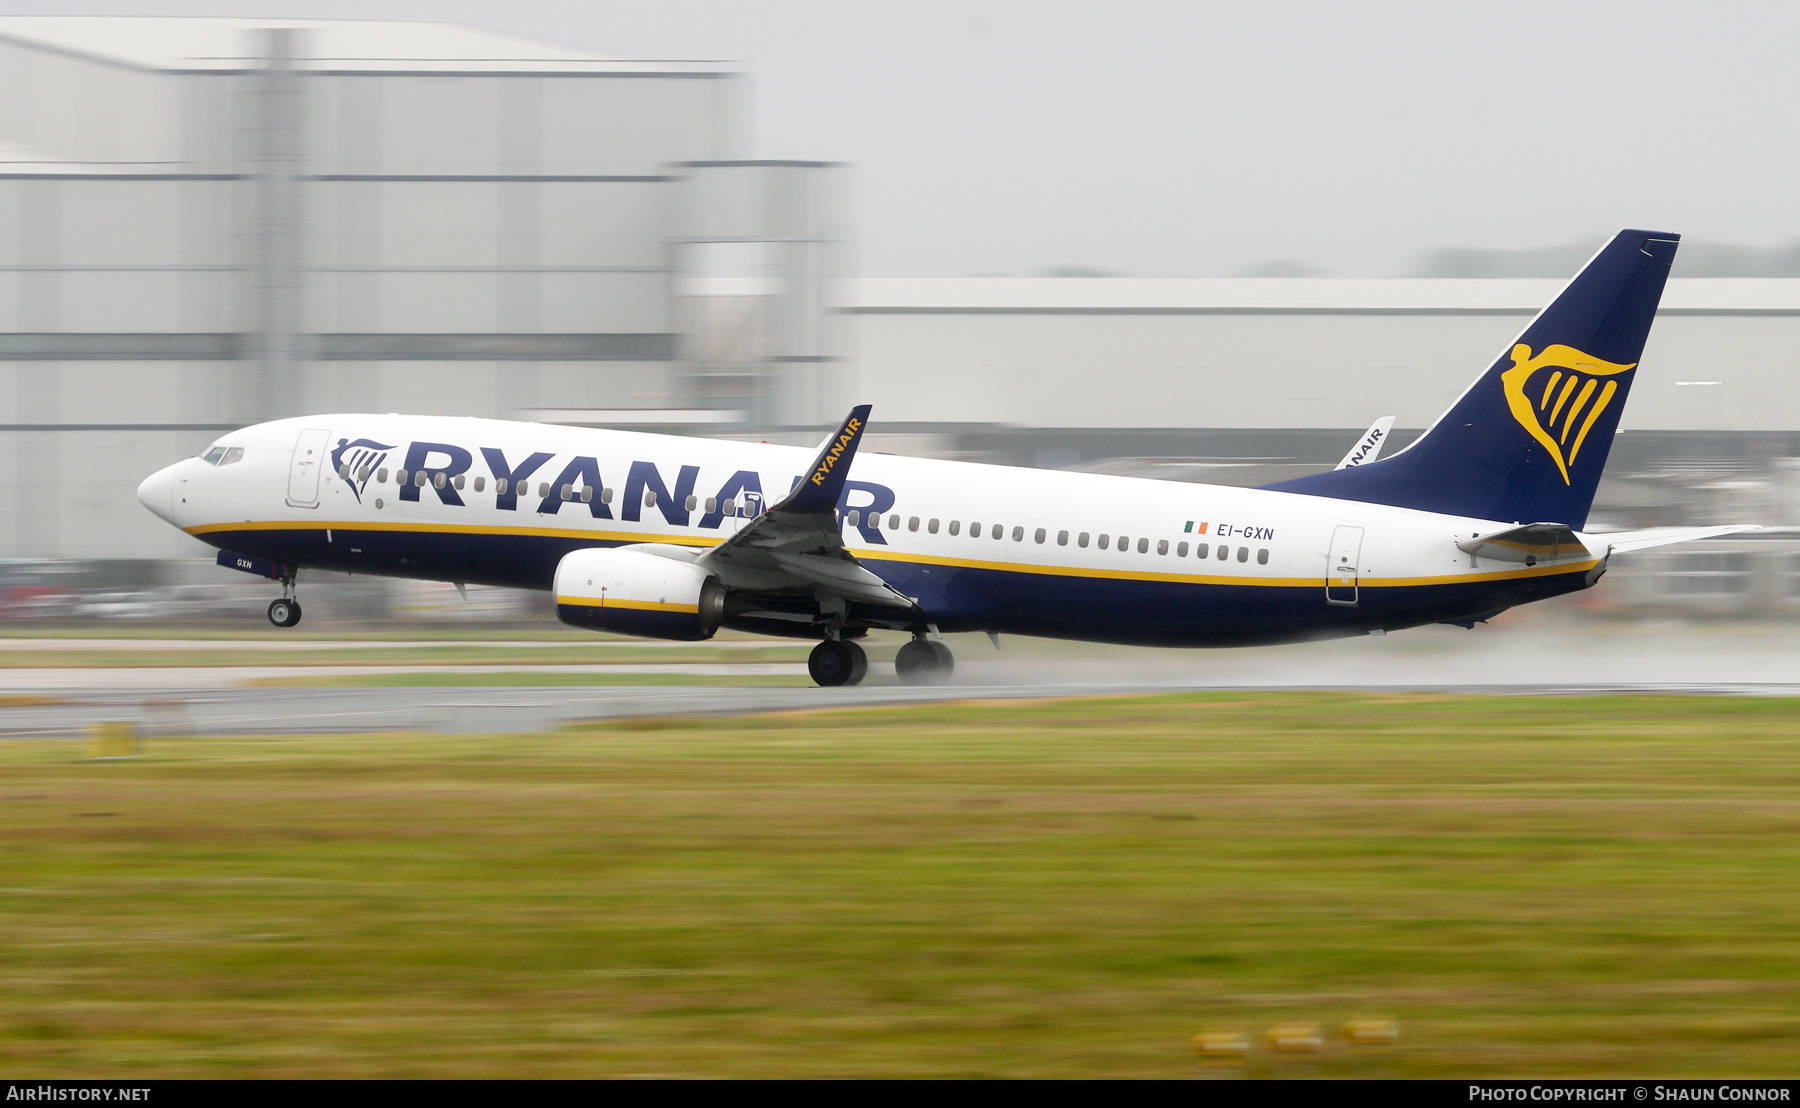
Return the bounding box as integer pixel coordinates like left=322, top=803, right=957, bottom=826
left=1264, top=229, right=1679, bottom=528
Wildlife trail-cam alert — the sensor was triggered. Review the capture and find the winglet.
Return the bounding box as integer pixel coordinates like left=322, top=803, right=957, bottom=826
left=775, top=404, right=872, bottom=515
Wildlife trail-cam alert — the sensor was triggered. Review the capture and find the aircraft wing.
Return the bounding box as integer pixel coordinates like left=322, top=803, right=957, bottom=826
left=698, top=405, right=917, bottom=610
left=1585, top=524, right=1762, bottom=554
left=1335, top=416, right=1396, bottom=470
left=1457, top=522, right=1590, bottom=564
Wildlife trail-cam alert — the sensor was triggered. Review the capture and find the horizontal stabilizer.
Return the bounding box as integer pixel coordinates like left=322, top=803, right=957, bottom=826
left=1589, top=525, right=1761, bottom=554
left=1457, top=523, right=1588, bottom=564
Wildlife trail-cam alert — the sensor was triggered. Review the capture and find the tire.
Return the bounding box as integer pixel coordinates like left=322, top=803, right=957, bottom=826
left=927, top=640, right=954, bottom=680
left=267, top=598, right=300, bottom=628
left=844, top=639, right=868, bottom=686
left=894, top=639, right=939, bottom=685
left=808, top=639, right=856, bottom=687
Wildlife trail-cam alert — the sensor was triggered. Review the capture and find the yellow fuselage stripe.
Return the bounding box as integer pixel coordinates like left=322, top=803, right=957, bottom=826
left=191, top=519, right=1597, bottom=590
left=555, top=595, right=698, bottom=613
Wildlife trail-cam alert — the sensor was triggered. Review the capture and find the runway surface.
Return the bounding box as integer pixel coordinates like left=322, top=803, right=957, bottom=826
left=2, top=624, right=1797, bottom=736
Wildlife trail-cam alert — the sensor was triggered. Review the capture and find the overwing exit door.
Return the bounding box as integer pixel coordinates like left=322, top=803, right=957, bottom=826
left=286, top=427, right=332, bottom=508
left=1326, top=525, right=1364, bottom=606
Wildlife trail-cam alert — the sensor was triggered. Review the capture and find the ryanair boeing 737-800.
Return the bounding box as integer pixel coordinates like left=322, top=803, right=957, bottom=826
left=135, top=230, right=1753, bottom=686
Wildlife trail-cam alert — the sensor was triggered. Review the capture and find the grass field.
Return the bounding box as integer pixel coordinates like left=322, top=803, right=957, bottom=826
left=3, top=691, right=1800, bottom=1077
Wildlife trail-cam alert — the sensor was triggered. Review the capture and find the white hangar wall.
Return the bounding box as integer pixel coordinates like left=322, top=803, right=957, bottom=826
left=847, top=278, right=1800, bottom=432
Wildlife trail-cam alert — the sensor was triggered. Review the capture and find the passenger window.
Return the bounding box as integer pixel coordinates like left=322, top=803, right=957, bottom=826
left=601, top=488, right=614, bottom=504
left=494, top=477, right=507, bottom=494
left=1137, top=537, right=1149, bottom=554
left=1035, top=528, right=1046, bottom=544
left=202, top=447, right=227, bottom=465
left=949, top=520, right=961, bottom=536
left=719, top=497, right=734, bottom=514
left=1057, top=530, right=1069, bottom=546
left=415, top=472, right=427, bottom=488
left=644, top=490, right=656, bottom=507
left=1216, top=544, right=1228, bottom=561
left=221, top=447, right=244, bottom=465
left=847, top=509, right=861, bottom=526
left=1195, top=542, right=1208, bottom=559
left=396, top=469, right=408, bottom=485
left=928, top=518, right=940, bottom=534
left=338, top=464, right=352, bottom=480
left=1257, top=548, right=1270, bottom=565
left=1098, top=534, right=1109, bottom=550
left=1237, top=546, right=1249, bottom=562
left=434, top=473, right=446, bottom=490
left=909, top=516, right=920, bottom=532
left=871, top=514, right=882, bottom=530
left=995, top=525, right=1006, bottom=541
left=1157, top=539, right=1168, bottom=555
left=1078, top=532, right=1089, bottom=548
left=705, top=497, right=717, bottom=513
left=686, top=495, right=698, bottom=511
left=1177, top=542, right=1188, bottom=557
left=970, top=523, right=981, bottom=538
left=888, top=514, right=900, bottom=531
left=453, top=474, right=465, bottom=490
left=377, top=468, right=389, bottom=484
left=473, top=476, right=485, bottom=492
left=580, top=487, right=593, bottom=503
left=1118, top=535, right=1129, bottom=552
left=559, top=484, right=572, bottom=500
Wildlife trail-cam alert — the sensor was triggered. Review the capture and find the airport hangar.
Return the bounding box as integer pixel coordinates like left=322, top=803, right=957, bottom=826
left=1, top=16, right=1798, bottom=613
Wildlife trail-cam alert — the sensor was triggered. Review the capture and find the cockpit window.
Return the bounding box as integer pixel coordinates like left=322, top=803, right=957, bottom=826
left=202, top=447, right=227, bottom=465
left=220, top=447, right=244, bottom=466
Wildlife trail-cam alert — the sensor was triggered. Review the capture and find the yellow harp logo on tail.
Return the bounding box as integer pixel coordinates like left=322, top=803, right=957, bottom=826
left=1500, top=343, right=1636, bottom=485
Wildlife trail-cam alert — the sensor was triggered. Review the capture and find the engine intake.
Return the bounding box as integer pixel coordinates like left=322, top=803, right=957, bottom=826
left=554, top=546, right=724, bottom=641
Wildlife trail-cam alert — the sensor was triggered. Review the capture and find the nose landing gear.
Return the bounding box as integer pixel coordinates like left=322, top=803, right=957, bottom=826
left=894, top=635, right=954, bottom=685
left=267, top=570, right=302, bottom=628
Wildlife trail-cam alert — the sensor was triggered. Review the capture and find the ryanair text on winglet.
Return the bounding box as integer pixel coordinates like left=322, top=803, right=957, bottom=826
left=810, top=417, right=862, bottom=487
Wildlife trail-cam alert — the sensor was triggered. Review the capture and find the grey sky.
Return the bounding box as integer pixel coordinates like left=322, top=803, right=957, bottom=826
left=10, top=0, right=1799, bottom=276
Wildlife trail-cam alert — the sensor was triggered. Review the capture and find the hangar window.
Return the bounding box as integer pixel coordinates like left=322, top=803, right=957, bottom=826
left=909, top=516, right=920, bottom=532
left=847, top=509, right=860, bottom=526
left=644, top=490, right=657, bottom=507
left=1078, top=532, right=1089, bottom=548
left=1098, top=534, right=1109, bottom=550
left=377, top=468, right=389, bottom=484
left=473, top=476, right=485, bottom=492
left=1237, top=546, right=1249, bottom=562
left=494, top=478, right=507, bottom=495
left=1157, top=539, right=1169, bottom=555
left=1035, top=528, right=1046, bottom=544
left=1258, top=548, right=1269, bottom=565
left=949, top=520, right=961, bottom=536
left=1177, top=542, right=1188, bottom=557
left=580, top=487, right=593, bottom=504
left=686, top=495, right=699, bottom=511
left=1216, top=544, right=1228, bottom=561
left=889, top=514, right=901, bottom=531
left=928, top=518, right=940, bottom=534
left=601, top=487, right=614, bottom=504
left=202, top=447, right=227, bottom=465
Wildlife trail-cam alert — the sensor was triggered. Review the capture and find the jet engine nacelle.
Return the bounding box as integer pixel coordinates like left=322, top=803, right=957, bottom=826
left=553, top=545, right=724, bottom=641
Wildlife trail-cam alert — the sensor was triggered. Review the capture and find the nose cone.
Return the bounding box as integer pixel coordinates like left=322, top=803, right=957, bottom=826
left=136, top=463, right=179, bottom=524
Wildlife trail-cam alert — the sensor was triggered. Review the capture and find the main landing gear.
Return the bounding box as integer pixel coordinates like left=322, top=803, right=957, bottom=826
left=894, top=635, right=954, bottom=686
left=808, top=638, right=868, bottom=687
